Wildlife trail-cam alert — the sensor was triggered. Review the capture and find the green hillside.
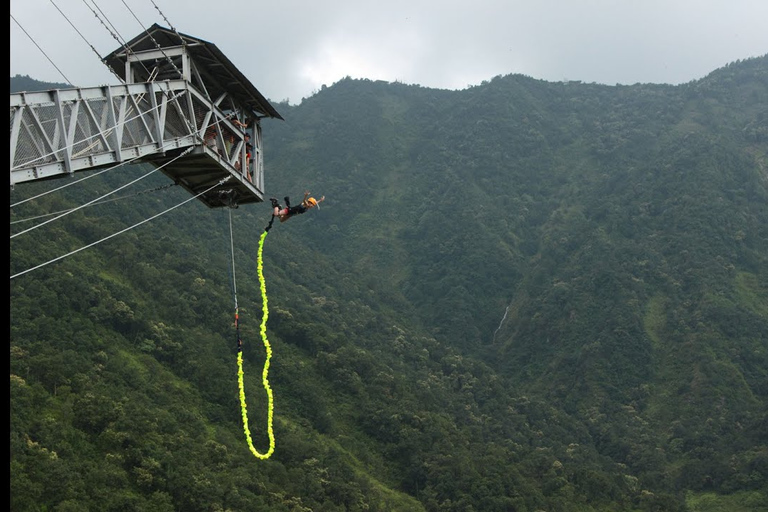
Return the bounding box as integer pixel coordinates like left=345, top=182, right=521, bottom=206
left=10, top=56, right=768, bottom=511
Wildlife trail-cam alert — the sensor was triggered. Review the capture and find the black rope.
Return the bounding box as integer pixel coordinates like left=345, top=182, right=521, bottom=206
left=264, top=214, right=276, bottom=232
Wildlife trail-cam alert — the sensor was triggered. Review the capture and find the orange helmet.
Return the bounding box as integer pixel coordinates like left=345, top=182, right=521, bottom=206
left=306, top=197, right=318, bottom=207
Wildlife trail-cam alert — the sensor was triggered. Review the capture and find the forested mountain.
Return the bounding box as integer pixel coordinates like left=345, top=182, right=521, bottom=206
left=10, top=74, right=71, bottom=91
left=10, top=55, right=768, bottom=512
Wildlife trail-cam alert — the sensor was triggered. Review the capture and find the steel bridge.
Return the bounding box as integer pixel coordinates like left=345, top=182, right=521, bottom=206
left=9, top=24, right=282, bottom=208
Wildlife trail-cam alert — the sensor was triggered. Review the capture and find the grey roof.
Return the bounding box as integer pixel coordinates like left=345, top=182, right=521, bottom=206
left=103, top=23, right=283, bottom=120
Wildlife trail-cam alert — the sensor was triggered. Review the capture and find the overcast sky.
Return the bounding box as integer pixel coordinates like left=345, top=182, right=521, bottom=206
left=10, top=0, right=768, bottom=105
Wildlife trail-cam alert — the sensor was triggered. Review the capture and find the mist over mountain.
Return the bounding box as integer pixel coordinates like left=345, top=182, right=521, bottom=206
left=10, top=56, right=768, bottom=511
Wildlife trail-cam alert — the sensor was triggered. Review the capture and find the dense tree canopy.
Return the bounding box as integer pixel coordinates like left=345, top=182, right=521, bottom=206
left=10, top=55, right=768, bottom=511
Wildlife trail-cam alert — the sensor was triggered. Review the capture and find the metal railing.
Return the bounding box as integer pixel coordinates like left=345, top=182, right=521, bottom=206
left=10, top=80, right=264, bottom=206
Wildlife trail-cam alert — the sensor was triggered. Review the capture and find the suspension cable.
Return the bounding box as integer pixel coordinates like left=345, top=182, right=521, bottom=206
left=122, top=0, right=184, bottom=79
left=150, top=0, right=177, bottom=32
left=10, top=147, right=193, bottom=239
left=229, top=208, right=238, bottom=311
left=11, top=14, right=73, bottom=85
left=10, top=183, right=176, bottom=226
left=10, top=175, right=232, bottom=280
left=45, top=0, right=123, bottom=82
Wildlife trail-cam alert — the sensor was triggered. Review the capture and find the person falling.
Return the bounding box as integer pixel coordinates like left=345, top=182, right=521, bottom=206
left=270, top=191, right=325, bottom=223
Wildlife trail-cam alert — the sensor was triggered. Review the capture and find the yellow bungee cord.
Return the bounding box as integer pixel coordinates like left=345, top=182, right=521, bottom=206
left=232, top=213, right=275, bottom=459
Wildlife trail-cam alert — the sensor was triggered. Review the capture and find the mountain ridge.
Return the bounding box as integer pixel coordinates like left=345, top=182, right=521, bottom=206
left=10, top=55, right=768, bottom=511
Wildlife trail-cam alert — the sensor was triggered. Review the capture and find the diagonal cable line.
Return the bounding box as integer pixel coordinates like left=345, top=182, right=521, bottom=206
left=10, top=175, right=231, bottom=280
left=10, top=147, right=193, bottom=239
left=11, top=14, right=73, bottom=85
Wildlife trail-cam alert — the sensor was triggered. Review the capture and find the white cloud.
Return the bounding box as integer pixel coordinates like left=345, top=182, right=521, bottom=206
left=10, top=0, right=768, bottom=104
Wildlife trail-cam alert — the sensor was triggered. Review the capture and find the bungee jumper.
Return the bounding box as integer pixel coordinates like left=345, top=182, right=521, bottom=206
left=233, top=192, right=327, bottom=457
left=226, top=208, right=275, bottom=460
left=242, top=190, right=325, bottom=455
left=270, top=191, right=325, bottom=224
